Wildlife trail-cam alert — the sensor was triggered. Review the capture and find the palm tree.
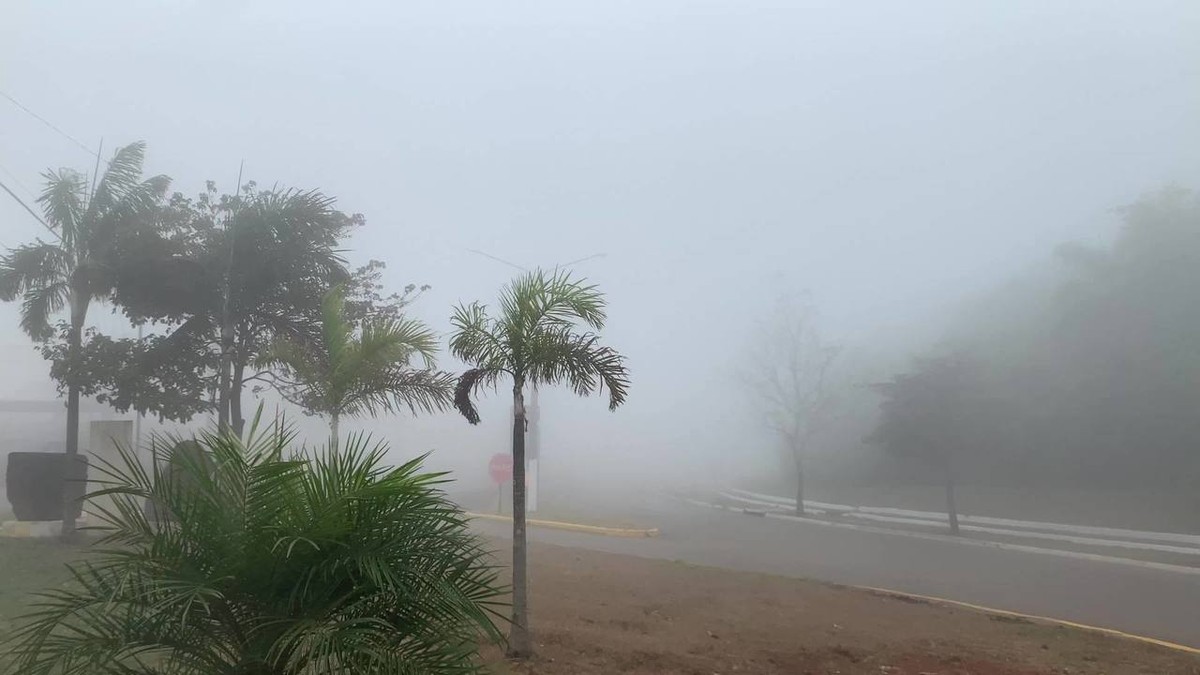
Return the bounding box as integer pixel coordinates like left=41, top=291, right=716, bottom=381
left=4, top=417, right=506, bottom=674
left=449, top=269, right=630, bottom=658
left=260, top=285, right=455, bottom=440
left=0, top=142, right=168, bottom=537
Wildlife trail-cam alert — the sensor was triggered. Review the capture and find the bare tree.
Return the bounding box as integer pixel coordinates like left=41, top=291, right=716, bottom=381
left=743, top=292, right=838, bottom=516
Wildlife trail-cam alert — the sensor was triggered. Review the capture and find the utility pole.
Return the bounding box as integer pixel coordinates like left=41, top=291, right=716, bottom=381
left=134, top=324, right=144, bottom=449
left=527, top=384, right=540, bottom=512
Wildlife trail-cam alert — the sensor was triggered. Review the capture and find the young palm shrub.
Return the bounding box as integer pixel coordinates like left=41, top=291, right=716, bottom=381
left=449, top=268, right=630, bottom=657
left=3, top=417, right=505, bottom=675
left=260, top=285, right=455, bottom=440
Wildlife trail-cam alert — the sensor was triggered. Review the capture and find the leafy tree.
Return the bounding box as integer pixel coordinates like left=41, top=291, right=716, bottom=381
left=259, top=285, right=454, bottom=439
left=742, top=292, right=839, bottom=515
left=56, top=259, right=423, bottom=426
left=4, top=418, right=505, bottom=674
left=197, top=185, right=355, bottom=435
left=341, top=259, right=431, bottom=324
left=40, top=327, right=216, bottom=423
left=448, top=269, right=630, bottom=658
left=869, top=355, right=987, bottom=534
left=1043, top=187, right=1200, bottom=485
left=95, top=182, right=372, bottom=434
left=0, top=142, right=168, bottom=536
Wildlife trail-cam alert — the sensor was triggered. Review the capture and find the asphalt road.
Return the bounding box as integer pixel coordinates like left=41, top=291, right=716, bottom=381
left=472, top=498, right=1200, bottom=649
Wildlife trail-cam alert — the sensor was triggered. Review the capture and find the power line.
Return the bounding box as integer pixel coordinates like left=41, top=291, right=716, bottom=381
left=0, top=177, right=58, bottom=240
left=465, top=249, right=607, bottom=272
left=466, top=248, right=528, bottom=272
left=0, top=90, right=98, bottom=158
left=559, top=253, right=606, bottom=268
left=0, top=162, right=37, bottom=200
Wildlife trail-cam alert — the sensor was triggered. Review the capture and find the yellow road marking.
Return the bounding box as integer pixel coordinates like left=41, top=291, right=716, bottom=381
left=854, top=585, right=1200, bottom=655
left=467, top=512, right=660, bottom=538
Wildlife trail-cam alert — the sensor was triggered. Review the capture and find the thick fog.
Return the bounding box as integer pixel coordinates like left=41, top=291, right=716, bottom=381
left=2, top=1, right=1198, bottom=504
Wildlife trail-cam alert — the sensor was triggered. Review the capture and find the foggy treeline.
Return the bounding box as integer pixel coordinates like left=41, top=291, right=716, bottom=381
left=858, top=188, right=1200, bottom=492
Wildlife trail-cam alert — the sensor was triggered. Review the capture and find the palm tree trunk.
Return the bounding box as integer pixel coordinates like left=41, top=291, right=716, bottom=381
left=507, top=383, right=533, bottom=658
left=61, top=293, right=87, bottom=540
left=330, top=412, right=340, bottom=447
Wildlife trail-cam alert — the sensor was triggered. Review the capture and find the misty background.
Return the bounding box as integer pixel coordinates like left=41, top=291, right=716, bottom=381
left=2, top=1, right=1198, bottom=507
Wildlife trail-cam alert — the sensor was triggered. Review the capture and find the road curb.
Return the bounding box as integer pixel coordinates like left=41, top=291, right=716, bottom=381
left=466, top=512, right=660, bottom=538
left=854, top=585, right=1200, bottom=655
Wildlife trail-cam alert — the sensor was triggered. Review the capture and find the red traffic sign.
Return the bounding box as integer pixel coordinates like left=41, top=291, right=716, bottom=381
left=488, top=453, right=513, bottom=484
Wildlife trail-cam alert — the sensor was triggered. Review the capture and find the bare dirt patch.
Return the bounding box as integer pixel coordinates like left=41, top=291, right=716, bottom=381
left=485, top=540, right=1200, bottom=674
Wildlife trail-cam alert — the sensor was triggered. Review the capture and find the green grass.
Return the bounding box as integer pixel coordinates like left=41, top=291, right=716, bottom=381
left=0, top=539, right=86, bottom=640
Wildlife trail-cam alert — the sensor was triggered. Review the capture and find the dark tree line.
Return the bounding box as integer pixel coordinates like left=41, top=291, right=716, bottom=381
left=872, top=188, right=1200, bottom=493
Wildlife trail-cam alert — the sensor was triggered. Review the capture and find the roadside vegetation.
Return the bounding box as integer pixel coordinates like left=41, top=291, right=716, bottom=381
left=0, top=145, right=630, bottom=669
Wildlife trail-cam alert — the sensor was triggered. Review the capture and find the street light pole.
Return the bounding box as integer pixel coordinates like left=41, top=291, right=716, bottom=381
left=135, top=324, right=144, bottom=453
left=527, top=384, right=540, bottom=512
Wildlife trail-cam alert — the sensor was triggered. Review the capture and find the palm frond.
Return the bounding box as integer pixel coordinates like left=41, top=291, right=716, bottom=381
left=344, top=368, right=456, bottom=418
left=262, top=285, right=451, bottom=428
left=320, top=285, right=353, bottom=369
left=19, top=280, right=70, bottom=341
left=256, top=336, right=319, bottom=379
left=526, top=328, right=630, bottom=410
left=85, top=142, right=148, bottom=220
left=541, top=268, right=606, bottom=329
left=0, top=242, right=68, bottom=301
left=448, top=302, right=508, bottom=371
left=501, top=269, right=607, bottom=336
left=36, top=169, right=87, bottom=251
left=359, top=316, right=440, bottom=369
left=453, top=368, right=502, bottom=425
left=92, top=174, right=171, bottom=248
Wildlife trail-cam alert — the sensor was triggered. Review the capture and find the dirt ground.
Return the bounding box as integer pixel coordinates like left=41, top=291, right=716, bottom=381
left=3, top=536, right=1197, bottom=674
left=484, top=540, right=1200, bottom=675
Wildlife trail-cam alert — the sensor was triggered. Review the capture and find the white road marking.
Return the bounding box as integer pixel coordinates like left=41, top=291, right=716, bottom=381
left=682, top=497, right=1200, bottom=576
left=719, top=491, right=1200, bottom=556
left=727, top=488, right=1200, bottom=546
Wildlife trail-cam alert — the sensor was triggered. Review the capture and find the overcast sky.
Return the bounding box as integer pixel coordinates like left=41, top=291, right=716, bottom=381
left=2, top=1, right=1197, bottom=487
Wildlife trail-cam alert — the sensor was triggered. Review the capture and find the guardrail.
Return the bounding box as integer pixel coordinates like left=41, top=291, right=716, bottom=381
left=723, top=488, right=1200, bottom=554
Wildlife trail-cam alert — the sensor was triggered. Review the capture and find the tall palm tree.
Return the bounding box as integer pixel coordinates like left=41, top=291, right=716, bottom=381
left=0, top=142, right=168, bottom=537
left=449, top=269, right=630, bottom=658
left=4, top=417, right=506, bottom=674
left=260, top=285, right=455, bottom=440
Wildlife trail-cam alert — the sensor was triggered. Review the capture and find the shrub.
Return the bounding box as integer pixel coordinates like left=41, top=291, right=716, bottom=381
left=4, top=418, right=505, bottom=674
